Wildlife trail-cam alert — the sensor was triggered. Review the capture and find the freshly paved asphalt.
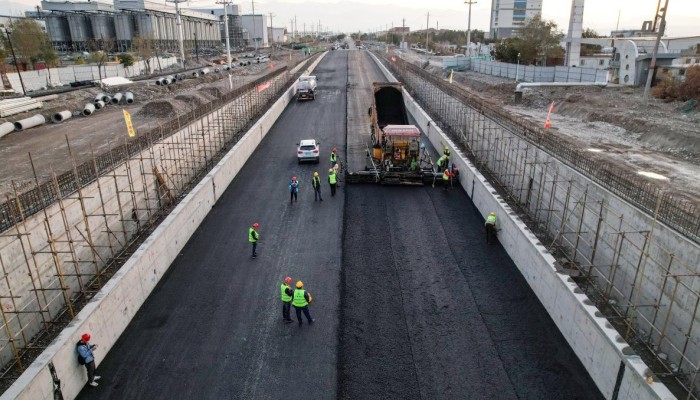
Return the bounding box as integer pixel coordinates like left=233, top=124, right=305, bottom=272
left=78, top=49, right=603, bottom=400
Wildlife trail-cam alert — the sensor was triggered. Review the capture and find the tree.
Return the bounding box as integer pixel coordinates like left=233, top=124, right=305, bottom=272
left=581, top=28, right=603, bottom=56
left=119, top=52, right=134, bottom=74
left=87, top=37, right=115, bottom=81
left=6, top=19, right=45, bottom=71
left=131, top=35, right=154, bottom=74
left=494, top=15, right=564, bottom=65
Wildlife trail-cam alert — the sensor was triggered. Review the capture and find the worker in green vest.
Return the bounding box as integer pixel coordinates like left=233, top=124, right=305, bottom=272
left=313, top=171, right=323, bottom=201
left=248, top=223, right=259, bottom=258
left=281, top=277, right=294, bottom=323
left=292, top=281, right=314, bottom=326
left=328, top=168, right=337, bottom=197
left=485, top=212, right=497, bottom=244
left=410, top=157, right=418, bottom=171
left=443, top=146, right=451, bottom=164
left=436, top=154, right=447, bottom=171
left=330, top=148, right=338, bottom=167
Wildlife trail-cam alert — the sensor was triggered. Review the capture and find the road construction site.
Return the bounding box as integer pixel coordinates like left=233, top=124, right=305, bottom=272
left=0, top=43, right=697, bottom=400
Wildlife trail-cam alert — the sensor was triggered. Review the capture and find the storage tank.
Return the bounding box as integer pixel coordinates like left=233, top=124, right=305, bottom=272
left=90, top=14, right=116, bottom=40
left=67, top=14, right=94, bottom=43
left=45, top=14, right=71, bottom=43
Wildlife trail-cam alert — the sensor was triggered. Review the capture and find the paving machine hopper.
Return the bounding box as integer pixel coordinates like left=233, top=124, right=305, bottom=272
left=347, top=82, right=438, bottom=185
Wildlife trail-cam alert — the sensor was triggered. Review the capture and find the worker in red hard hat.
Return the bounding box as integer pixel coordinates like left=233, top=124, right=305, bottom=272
left=281, top=277, right=294, bottom=323
left=249, top=223, right=260, bottom=258
left=442, top=168, right=454, bottom=191
left=76, top=333, right=101, bottom=387
left=330, top=148, right=338, bottom=167
left=289, top=176, right=300, bottom=204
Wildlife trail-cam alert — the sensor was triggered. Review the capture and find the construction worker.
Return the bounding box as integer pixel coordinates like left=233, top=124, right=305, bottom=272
left=410, top=157, right=418, bottom=171
left=485, top=212, right=497, bottom=244
left=292, top=281, right=314, bottom=326
left=328, top=168, right=337, bottom=197
left=76, top=333, right=101, bottom=387
left=249, top=223, right=259, bottom=258
left=442, top=168, right=453, bottom=191
left=312, top=171, right=323, bottom=201
left=443, top=146, right=451, bottom=163
left=289, top=176, right=300, bottom=204
left=436, top=154, right=447, bottom=171
left=330, top=148, right=338, bottom=167
left=281, top=277, right=294, bottom=323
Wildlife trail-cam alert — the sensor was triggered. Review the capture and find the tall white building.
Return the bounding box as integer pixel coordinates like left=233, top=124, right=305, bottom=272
left=489, top=0, right=543, bottom=39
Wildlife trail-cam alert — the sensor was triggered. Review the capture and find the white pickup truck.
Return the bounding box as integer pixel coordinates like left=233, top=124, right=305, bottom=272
left=297, top=75, right=317, bottom=101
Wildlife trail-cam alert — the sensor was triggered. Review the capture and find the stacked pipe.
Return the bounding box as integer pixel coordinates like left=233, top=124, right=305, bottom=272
left=94, top=100, right=105, bottom=110
left=0, top=97, right=43, bottom=118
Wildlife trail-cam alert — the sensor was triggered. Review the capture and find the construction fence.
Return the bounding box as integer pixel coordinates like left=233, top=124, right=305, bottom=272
left=0, top=56, right=313, bottom=389
left=378, top=51, right=700, bottom=399
left=469, top=59, right=608, bottom=83
left=4, top=56, right=180, bottom=93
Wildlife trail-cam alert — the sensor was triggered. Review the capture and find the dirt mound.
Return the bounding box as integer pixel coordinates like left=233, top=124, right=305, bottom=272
left=135, top=101, right=177, bottom=118
left=174, top=95, right=204, bottom=106
left=199, top=87, right=223, bottom=98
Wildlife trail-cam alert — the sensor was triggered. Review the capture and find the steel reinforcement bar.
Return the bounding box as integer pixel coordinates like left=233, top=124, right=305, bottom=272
left=377, top=52, right=700, bottom=244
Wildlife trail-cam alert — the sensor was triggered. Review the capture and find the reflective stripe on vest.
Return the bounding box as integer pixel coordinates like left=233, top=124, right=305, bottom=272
left=313, top=176, right=321, bottom=187
left=486, top=215, right=496, bottom=225
left=331, top=152, right=337, bottom=162
left=292, top=289, right=308, bottom=307
left=329, top=173, right=337, bottom=184
left=249, top=227, right=257, bottom=242
left=281, top=284, right=292, bottom=302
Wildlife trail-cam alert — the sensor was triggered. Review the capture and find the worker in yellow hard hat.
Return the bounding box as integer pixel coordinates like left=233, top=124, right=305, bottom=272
left=312, top=171, right=323, bottom=201
left=485, top=212, right=497, bottom=244
left=328, top=168, right=337, bottom=197
left=292, top=281, right=314, bottom=326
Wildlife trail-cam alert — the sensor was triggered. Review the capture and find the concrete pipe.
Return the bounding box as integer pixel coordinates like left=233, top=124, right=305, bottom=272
left=94, top=100, right=105, bottom=110
left=163, top=78, right=172, bottom=85
left=0, top=121, right=14, bottom=139
left=223, top=65, right=231, bottom=71
left=102, top=95, right=112, bottom=104
left=124, top=92, right=134, bottom=104
left=155, top=78, right=163, bottom=86
left=111, top=93, right=123, bottom=105
left=200, top=68, right=210, bottom=75
left=94, top=93, right=107, bottom=103
left=51, top=110, right=73, bottom=123
left=192, top=72, right=200, bottom=78
left=82, top=103, right=96, bottom=116
left=214, top=68, right=220, bottom=73
left=13, top=114, right=46, bottom=131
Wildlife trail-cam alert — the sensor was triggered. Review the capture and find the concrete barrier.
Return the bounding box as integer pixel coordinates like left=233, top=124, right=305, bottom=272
left=0, top=52, right=327, bottom=400
left=369, top=51, right=675, bottom=400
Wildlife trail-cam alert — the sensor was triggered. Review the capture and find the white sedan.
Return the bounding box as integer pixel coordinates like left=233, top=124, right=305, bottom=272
left=297, top=139, right=320, bottom=163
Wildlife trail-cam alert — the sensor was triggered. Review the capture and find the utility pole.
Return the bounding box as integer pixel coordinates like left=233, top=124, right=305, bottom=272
left=644, top=0, right=669, bottom=99
left=402, top=18, right=405, bottom=48
left=295, top=15, right=297, bottom=41
left=465, top=1, right=476, bottom=56
left=216, top=0, right=232, bottom=69
left=425, top=12, right=430, bottom=50
left=4, top=29, right=26, bottom=95
left=290, top=19, right=294, bottom=42
left=251, top=0, right=258, bottom=52
left=166, top=0, right=186, bottom=69
left=269, top=12, right=275, bottom=46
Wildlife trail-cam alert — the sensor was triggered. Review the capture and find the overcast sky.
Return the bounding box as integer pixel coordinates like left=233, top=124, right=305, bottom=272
left=2, top=0, right=698, bottom=37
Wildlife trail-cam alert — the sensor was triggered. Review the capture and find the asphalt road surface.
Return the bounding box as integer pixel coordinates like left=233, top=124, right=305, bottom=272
left=78, top=49, right=602, bottom=399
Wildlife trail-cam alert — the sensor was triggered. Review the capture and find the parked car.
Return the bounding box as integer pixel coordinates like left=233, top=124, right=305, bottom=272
left=297, top=139, right=320, bottom=163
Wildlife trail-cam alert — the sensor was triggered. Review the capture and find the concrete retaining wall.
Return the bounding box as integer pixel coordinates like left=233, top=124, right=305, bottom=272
left=370, top=52, right=676, bottom=400
left=0, top=53, right=327, bottom=400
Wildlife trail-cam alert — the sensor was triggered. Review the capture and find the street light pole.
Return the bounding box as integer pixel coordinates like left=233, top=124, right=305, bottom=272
left=644, top=0, right=669, bottom=100
left=166, top=0, right=186, bottom=70
left=465, top=0, right=476, bottom=56
left=516, top=52, right=521, bottom=82
left=217, top=0, right=232, bottom=69
left=4, top=29, right=26, bottom=96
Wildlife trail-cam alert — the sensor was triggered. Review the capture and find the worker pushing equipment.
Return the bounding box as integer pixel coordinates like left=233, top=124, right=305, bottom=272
left=485, top=212, right=497, bottom=244
left=249, top=223, right=260, bottom=258
left=293, top=281, right=315, bottom=326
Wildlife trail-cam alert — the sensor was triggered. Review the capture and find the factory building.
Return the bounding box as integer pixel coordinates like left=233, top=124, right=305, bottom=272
left=194, top=5, right=246, bottom=50
left=27, top=0, right=219, bottom=53
left=241, top=14, right=268, bottom=49
left=489, top=0, right=543, bottom=39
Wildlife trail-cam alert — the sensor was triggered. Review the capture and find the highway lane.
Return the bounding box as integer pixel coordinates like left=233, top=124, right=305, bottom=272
left=77, top=51, right=348, bottom=399
left=337, top=50, right=603, bottom=399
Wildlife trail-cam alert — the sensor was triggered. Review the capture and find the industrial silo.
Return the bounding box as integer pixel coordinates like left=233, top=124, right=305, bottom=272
left=45, top=14, right=71, bottom=51
left=115, top=14, right=135, bottom=51
left=90, top=14, right=116, bottom=41
left=67, top=14, right=94, bottom=50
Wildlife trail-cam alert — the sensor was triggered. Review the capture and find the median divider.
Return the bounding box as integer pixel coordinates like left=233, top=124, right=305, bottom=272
left=369, top=51, right=674, bottom=400
left=1, top=51, right=327, bottom=400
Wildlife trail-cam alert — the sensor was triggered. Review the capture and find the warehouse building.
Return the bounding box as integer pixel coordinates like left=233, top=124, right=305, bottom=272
left=27, top=0, right=219, bottom=53
left=194, top=5, right=245, bottom=50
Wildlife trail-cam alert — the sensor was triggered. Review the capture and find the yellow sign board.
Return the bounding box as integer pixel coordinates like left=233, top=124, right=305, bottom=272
left=123, top=109, right=136, bottom=137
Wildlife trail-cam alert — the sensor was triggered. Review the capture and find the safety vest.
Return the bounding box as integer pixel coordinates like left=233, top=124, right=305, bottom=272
left=289, top=181, right=299, bottom=192
left=293, top=289, right=308, bottom=307
left=313, top=176, right=321, bottom=188
left=248, top=227, right=258, bottom=242
left=437, top=156, right=445, bottom=167
left=281, top=284, right=292, bottom=302
left=329, top=172, right=337, bottom=184
left=443, top=170, right=450, bottom=181
left=330, top=152, right=337, bottom=162
left=485, top=215, right=497, bottom=226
